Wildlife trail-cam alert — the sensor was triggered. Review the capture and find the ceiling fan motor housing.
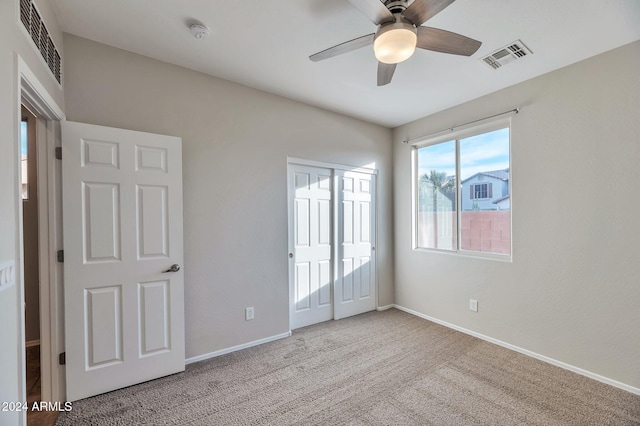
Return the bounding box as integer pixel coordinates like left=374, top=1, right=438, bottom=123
left=384, top=0, right=409, bottom=14
left=374, top=14, right=417, bottom=64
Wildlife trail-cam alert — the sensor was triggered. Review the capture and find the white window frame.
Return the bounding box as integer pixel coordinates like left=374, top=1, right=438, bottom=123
left=411, top=117, right=512, bottom=261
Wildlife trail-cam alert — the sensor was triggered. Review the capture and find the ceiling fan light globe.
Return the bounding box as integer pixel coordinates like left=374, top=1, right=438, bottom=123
left=374, top=27, right=417, bottom=64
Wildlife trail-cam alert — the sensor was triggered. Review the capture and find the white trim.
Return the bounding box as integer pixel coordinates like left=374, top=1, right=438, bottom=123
left=412, top=247, right=512, bottom=262
left=376, top=304, right=394, bottom=311
left=18, top=56, right=65, bottom=120
left=185, top=332, right=292, bottom=365
left=25, top=340, right=40, bottom=348
left=15, top=56, right=28, bottom=426
left=286, top=164, right=294, bottom=330
left=393, top=304, right=640, bottom=396
left=287, top=157, right=378, bottom=175
left=36, top=118, right=64, bottom=403
left=16, top=54, right=65, bottom=419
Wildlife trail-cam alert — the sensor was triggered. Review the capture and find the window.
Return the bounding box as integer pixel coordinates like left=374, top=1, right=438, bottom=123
left=21, top=119, right=29, bottom=200
left=471, top=183, right=490, bottom=199
left=414, top=122, right=511, bottom=257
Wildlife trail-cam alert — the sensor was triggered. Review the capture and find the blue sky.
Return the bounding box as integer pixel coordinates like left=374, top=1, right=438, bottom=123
left=417, top=128, right=509, bottom=180
left=21, top=121, right=28, bottom=156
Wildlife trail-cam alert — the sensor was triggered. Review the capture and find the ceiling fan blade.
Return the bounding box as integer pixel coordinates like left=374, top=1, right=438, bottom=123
left=309, top=33, right=375, bottom=62
left=403, top=0, right=455, bottom=26
left=416, top=27, right=481, bottom=56
left=377, top=62, right=397, bottom=86
left=349, top=0, right=394, bottom=25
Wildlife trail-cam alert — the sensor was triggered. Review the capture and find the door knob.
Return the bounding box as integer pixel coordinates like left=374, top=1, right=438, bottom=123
left=289, top=253, right=294, bottom=259
left=163, top=264, right=181, bottom=273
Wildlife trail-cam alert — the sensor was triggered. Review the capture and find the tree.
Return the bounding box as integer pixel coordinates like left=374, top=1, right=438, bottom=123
left=419, top=170, right=456, bottom=248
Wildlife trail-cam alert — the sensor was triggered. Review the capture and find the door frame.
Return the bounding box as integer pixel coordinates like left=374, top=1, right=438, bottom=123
left=15, top=54, right=66, bottom=418
left=286, top=157, right=378, bottom=330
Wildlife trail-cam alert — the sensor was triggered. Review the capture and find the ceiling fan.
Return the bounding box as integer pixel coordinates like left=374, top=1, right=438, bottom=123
left=309, top=0, right=482, bottom=86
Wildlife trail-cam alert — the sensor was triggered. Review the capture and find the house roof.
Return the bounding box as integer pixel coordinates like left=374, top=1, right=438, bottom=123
left=461, top=168, right=509, bottom=184
left=493, top=195, right=510, bottom=204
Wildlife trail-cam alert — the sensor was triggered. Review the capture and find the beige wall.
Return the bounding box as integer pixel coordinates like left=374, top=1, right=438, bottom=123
left=3, top=3, right=637, bottom=411
left=62, top=34, right=394, bottom=359
left=393, top=41, right=640, bottom=389
left=0, top=0, right=64, bottom=423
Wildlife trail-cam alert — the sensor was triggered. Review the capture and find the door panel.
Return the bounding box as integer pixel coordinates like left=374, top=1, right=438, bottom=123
left=138, top=280, right=170, bottom=356
left=83, top=182, right=121, bottom=262
left=62, top=121, right=184, bottom=401
left=289, top=165, right=333, bottom=329
left=137, top=185, right=169, bottom=258
left=335, top=171, right=376, bottom=319
left=85, top=285, right=122, bottom=368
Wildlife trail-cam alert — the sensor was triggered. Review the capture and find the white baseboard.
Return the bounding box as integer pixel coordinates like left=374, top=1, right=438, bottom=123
left=25, top=339, right=40, bottom=348
left=185, top=331, right=292, bottom=365
left=377, top=304, right=394, bottom=311
left=393, top=304, right=640, bottom=396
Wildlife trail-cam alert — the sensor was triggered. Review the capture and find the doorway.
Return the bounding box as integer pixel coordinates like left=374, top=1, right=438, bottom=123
left=22, top=106, right=40, bottom=352
left=288, top=160, right=377, bottom=330
left=16, top=56, right=67, bottom=426
left=20, top=105, right=58, bottom=425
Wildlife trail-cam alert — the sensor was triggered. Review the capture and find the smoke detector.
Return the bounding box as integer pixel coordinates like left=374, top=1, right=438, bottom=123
left=190, top=24, right=210, bottom=40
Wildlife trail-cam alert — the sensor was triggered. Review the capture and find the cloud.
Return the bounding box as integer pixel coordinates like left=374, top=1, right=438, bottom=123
left=417, top=140, right=455, bottom=175
left=417, top=128, right=510, bottom=180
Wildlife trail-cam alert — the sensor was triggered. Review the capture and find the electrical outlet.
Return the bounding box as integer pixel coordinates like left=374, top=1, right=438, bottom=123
left=469, top=299, right=478, bottom=312
left=245, top=307, right=254, bottom=321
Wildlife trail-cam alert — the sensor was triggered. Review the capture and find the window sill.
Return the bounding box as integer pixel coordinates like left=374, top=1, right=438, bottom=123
left=413, top=247, right=512, bottom=263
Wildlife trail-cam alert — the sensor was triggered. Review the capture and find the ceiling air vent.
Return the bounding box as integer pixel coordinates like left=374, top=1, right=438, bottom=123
left=481, top=40, right=532, bottom=70
left=19, top=0, right=62, bottom=84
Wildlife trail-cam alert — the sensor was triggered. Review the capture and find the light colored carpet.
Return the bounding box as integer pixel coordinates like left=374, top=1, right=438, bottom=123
left=56, top=309, right=640, bottom=425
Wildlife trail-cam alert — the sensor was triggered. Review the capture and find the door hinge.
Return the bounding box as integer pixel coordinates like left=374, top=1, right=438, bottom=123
left=57, top=250, right=64, bottom=263
left=55, top=147, right=62, bottom=160
left=58, top=352, right=66, bottom=365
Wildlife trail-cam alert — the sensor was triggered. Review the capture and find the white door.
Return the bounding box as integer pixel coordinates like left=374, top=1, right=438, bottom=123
left=62, top=121, right=185, bottom=401
left=288, top=163, right=377, bottom=329
left=288, top=165, right=333, bottom=329
left=334, top=170, right=376, bottom=319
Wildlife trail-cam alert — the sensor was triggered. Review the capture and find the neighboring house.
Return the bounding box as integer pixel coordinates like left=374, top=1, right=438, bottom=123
left=493, top=194, right=510, bottom=210
left=21, top=155, right=28, bottom=199
left=460, top=168, right=509, bottom=211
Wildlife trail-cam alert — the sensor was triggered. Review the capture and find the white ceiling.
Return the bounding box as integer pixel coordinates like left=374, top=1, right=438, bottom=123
left=51, top=0, right=640, bottom=128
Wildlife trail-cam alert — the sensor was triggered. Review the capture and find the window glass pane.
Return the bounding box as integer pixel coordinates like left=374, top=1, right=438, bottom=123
left=459, top=128, right=510, bottom=255
left=416, top=140, right=457, bottom=250
left=21, top=120, right=28, bottom=200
